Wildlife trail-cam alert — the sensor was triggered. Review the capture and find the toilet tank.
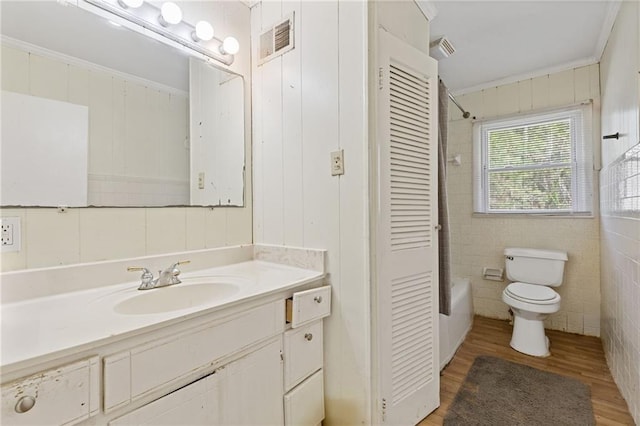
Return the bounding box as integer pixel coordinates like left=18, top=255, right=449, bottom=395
left=504, top=248, right=568, bottom=287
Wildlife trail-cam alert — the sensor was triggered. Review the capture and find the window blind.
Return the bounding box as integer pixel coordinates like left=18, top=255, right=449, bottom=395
left=473, top=105, right=593, bottom=214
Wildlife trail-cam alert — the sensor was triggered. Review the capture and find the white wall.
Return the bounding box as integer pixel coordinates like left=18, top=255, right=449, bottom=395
left=252, top=1, right=432, bottom=423
left=447, top=64, right=602, bottom=336
left=251, top=1, right=370, bottom=424
left=599, top=1, right=640, bottom=423
left=0, top=0, right=253, bottom=271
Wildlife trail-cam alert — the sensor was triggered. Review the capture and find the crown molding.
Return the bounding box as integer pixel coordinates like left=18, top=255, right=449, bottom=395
left=451, top=56, right=599, bottom=96
left=415, top=0, right=438, bottom=21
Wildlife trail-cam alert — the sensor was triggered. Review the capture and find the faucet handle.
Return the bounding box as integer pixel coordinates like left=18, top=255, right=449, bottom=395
left=169, top=260, right=191, bottom=275
left=127, top=266, right=154, bottom=282
left=128, top=267, right=156, bottom=290
left=170, top=260, right=191, bottom=275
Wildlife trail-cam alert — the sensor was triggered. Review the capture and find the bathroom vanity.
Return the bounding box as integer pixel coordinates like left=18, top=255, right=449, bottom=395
left=0, top=245, right=329, bottom=425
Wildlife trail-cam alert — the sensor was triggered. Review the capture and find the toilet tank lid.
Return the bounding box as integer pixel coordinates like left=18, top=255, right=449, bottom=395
left=504, top=247, right=568, bottom=261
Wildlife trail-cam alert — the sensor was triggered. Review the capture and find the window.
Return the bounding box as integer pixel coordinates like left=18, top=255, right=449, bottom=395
left=473, top=105, right=593, bottom=215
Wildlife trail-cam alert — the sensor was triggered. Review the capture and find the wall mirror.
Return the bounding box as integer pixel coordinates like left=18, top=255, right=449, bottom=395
left=0, top=0, right=245, bottom=207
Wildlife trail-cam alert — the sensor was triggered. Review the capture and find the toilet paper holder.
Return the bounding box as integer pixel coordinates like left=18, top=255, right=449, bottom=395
left=483, top=267, right=504, bottom=281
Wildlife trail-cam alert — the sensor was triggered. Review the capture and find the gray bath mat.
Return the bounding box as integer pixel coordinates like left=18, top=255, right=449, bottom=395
left=444, top=355, right=595, bottom=426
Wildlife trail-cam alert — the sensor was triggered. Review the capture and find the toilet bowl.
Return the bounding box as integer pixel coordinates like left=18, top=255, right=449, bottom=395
left=502, top=282, right=561, bottom=357
left=503, top=248, right=568, bottom=357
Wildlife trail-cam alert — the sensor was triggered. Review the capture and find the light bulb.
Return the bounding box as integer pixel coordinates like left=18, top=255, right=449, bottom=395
left=118, top=0, right=143, bottom=8
left=192, top=21, right=214, bottom=42
left=159, top=2, right=182, bottom=26
left=221, top=36, right=239, bottom=55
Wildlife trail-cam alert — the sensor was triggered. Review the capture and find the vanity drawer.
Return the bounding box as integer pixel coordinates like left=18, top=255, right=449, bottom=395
left=284, top=320, right=323, bottom=391
left=1, top=356, right=100, bottom=426
left=284, top=369, right=324, bottom=426
left=286, top=285, right=331, bottom=328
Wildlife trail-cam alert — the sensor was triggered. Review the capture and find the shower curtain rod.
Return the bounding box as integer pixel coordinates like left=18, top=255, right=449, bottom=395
left=448, top=92, right=471, bottom=119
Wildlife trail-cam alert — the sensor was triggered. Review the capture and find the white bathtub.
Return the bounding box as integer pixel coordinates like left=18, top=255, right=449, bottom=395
left=439, top=278, right=473, bottom=370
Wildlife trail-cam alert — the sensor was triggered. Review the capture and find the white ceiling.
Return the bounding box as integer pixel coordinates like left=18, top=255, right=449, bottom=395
left=429, top=1, right=619, bottom=94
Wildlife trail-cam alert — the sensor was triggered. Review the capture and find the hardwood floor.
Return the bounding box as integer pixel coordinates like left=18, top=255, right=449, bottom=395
left=419, top=316, right=635, bottom=425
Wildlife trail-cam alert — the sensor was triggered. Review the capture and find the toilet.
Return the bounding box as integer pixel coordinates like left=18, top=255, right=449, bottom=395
left=502, top=247, right=568, bottom=357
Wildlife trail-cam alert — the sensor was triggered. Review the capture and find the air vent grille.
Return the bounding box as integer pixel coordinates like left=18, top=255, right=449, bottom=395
left=439, top=38, right=455, bottom=56
left=274, top=20, right=290, bottom=52
left=429, top=37, right=456, bottom=60
left=259, top=13, right=295, bottom=66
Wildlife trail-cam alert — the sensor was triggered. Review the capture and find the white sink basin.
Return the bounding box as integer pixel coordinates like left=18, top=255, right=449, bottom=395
left=114, top=282, right=239, bottom=315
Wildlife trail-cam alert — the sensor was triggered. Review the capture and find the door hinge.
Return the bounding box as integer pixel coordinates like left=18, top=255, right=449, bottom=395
left=378, top=67, right=384, bottom=90
left=381, top=397, right=387, bottom=422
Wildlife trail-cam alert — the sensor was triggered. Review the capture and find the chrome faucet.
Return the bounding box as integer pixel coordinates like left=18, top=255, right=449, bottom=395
left=128, top=260, right=191, bottom=290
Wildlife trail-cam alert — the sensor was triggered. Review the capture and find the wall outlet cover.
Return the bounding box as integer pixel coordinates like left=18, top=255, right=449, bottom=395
left=331, top=150, right=344, bottom=176
left=0, top=216, right=21, bottom=252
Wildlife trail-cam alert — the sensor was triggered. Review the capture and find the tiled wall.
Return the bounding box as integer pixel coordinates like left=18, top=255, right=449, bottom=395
left=599, top=1, right=640, bottom=422
left=87, top=175, right=189, bottom=206
left=447, top=64, right=602, bottom=335
left=0, top=207, right=252, bottom=270
left=600, top=145, right=640, bottom=423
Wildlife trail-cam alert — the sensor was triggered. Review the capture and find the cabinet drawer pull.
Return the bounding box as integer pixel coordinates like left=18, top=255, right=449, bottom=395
left=304, top=333, right=313, bottom=341
left=313, top=296, right=323, bottom=303
left=15, top=395, right=36, bottom=413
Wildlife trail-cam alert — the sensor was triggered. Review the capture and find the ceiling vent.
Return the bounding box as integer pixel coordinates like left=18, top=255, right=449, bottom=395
left=429, top=37, right=455, bottom=60
left=259, top=13, right=294, bottom=66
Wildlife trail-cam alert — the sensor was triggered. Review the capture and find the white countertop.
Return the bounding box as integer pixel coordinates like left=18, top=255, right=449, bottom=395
left=1, top=259, right=323, bottom=372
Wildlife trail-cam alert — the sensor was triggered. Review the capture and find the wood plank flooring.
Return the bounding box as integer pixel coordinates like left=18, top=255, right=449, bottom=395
left=419, top=316, right=635, bottom=425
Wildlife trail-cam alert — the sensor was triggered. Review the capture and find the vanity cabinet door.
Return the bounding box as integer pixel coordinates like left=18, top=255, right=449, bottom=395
left=110, top=338, right=283, bottom=426
left=109, top=371, right=223, bottom=426
left=221, top=337, right=284, bottom=425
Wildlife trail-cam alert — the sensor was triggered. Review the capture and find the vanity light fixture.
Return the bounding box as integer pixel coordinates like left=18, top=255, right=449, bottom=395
left=221, top=36, right=240, bottom=55
left=117, top=0, right=142, bottom=8
left=158, top=2, right=182, bottom=26
left=192, top=21, right=214, bottom=42
left=81, top=0, right=239, bottom=65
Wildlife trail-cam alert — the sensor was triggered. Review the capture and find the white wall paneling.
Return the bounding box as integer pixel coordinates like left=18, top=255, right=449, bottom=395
left=336, top=1, right=370, bottom=423
left=282, top=1, right=304, bottom=248
left=261, top=0, right=285, bottom=244
left=251, top=3, right=265, bottom=244
left=251, top=1, right=369, bottom=424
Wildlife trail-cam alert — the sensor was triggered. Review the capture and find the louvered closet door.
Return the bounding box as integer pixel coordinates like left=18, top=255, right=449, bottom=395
left=375, top=29, right=439, bottom=425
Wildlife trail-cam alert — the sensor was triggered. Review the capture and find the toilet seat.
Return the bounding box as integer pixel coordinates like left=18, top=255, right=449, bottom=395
left=505, top=282, right=560, bottom=305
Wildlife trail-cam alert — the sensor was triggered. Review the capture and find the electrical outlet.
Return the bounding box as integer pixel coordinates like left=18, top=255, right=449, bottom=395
left=0, top=217, right=21, bottom=252
left=331, top=150, right=344, bottom=176
left=198, top=172, right=205, bottom=189
left=1, top=224, right=13, bottom=246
